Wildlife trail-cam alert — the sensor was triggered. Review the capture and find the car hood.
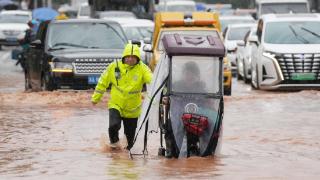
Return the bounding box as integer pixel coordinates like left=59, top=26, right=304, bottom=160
left=49, top=49, right=123, bottom=62
left=264, top=43, right=320, bottom=54
left=0, top=23, right=28, bottom=31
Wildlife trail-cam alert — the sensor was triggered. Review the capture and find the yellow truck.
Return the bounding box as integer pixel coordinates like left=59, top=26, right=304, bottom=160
left=146, top=12, right=232, bottom=95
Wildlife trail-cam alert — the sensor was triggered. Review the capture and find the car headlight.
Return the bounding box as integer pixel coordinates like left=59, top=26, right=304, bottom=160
left=262, top=51, right=276, bottom=60
left=55, top=62, right=73, bottom=69
left=52, top=62, right=73, bottom=72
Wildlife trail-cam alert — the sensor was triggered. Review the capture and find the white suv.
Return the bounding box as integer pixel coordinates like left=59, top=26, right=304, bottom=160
left=251, top=14, right=320, bottom=90
left=223, top=23, right=256, bottom=75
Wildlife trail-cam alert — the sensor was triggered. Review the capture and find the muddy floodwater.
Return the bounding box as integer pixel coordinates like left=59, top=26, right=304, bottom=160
left=1, top=49, right=320, bottom=179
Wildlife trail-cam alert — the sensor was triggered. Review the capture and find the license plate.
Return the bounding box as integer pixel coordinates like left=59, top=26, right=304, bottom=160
left=291, top=73, right=316, bottom=80
left=6, top=37, right=17, bottom=42
left=88, top=76, right=100, bottom=84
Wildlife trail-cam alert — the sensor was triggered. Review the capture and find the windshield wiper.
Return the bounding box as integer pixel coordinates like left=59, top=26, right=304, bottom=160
left=48, top=47, right=66, bottom=51
left=98, top=23, right=127, bottom=44
left=51, top=42, right=89, bottom=49
left=300, top=27, right=320, bottom=38
left=289, top=25, right=310, bottom=44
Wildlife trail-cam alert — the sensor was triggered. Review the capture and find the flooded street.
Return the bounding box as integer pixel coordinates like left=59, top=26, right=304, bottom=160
left=1, top=48, right=320, bottom=179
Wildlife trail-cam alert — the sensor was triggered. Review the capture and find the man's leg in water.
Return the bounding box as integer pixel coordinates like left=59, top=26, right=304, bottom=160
left=108, top=108, right=122, bottom=147
left=122, top=117, right=138, bottom=150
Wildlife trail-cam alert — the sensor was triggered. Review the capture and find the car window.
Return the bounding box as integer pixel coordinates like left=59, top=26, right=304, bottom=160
left=171, top=56, right=220, bottom=94
left=47, top=22, right=127, bottom=49
left=123, top=26, right=153, bottom=40
left=264, top=21, right=320, bottom=44
left=227, top=27, right=251, bottom=41
left=261, top=3, right=308, bottom=15
left=166, top=5, right=196, bottom=12
left=100, top=12, right=136, bottom=19
left=0, top=14, right=29, bottom=23
left=220, top=19, right=255, bottom=32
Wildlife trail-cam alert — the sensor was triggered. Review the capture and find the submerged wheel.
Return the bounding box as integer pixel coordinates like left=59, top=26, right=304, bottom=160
left=24, top=71, right=31, bottom=91
left=243, top=64, right=250, bottom=84
left=224, top=85, right=232, bottom=96
left=164, top=119, right=179, bottom=158
left=41, top=72, right=55, bottom=91
left=158, top=147, right=166, bottom=156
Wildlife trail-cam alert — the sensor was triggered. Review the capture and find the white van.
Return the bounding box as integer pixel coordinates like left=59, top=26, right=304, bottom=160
left=254, top=0, right=310, bottom=19
left=157, top=0, right=197, bottom=12
left=77, top=2, right=90, bottom=19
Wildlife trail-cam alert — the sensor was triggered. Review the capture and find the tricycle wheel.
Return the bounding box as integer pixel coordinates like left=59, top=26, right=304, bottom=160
left=158, top=147, right=166, bottom=156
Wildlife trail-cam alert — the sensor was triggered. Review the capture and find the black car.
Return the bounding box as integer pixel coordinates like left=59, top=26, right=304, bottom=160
left=24, top=19, right=127, bottom=91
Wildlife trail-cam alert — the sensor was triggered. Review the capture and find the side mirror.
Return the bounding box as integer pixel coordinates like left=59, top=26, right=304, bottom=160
left=131, top=39, right=141, bottom=47
left=30, top=39, right=43, bottom=49
left=248, top=35, right=258, bottom=44
left=227, top=42, right=237, bottom=53
left=143, top=44, right=152, bottom=52
left=237, top=41, right=245, bottom=47
left=143, top=37, right=151, bottom=44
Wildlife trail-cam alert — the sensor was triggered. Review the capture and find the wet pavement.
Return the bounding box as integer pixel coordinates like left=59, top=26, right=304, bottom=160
left=1, top=48, right=320, bottom=179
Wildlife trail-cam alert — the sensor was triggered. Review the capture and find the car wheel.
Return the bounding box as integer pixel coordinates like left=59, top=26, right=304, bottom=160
left=256, top=65, right=260, bottom=89
left=41, top=73, right=54, bottom=91
left=243, top=62, right=250, bottom=84
left=41, top=75, right=47, bottom=91
left=224, top=85, right=232, bottom=96
left=251, top=64, right=257, bottom=89
left=254, top=64, right=260, bottom=90
left=236, top=59, right=242, bottom=80
left=24, top=71, right=32, bottom=91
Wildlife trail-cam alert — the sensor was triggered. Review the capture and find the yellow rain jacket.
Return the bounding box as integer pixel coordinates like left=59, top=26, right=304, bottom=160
left=91, top=44, right=153, bottom=118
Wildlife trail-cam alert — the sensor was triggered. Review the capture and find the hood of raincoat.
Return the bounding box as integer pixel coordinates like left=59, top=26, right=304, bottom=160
left=122, top=43, right=141, bottom=62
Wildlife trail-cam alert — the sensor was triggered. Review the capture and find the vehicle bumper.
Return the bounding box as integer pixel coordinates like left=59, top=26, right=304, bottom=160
left=259, top=53, right=320, bottom=90
left=52, top=72, right=99, bottom=90
left=260, top=80, right=320, bottom=90
left=0, top=39, right=22, bottom=46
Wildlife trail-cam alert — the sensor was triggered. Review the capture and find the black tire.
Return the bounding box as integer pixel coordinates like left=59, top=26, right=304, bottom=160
left=24, top=71, right=32, bottom=91
left=41, top=72, right=55, bottom=91
left=41, top=75, right=48, bottom=91
left=164, top=119, right=179, bottom=158
left=224, top=85, right=232, bottom=96
left=236, top=59, right=243, bottom=80
left=251, top=64, right=260, bottom=89
left=243, top=63, right=250, bottom=84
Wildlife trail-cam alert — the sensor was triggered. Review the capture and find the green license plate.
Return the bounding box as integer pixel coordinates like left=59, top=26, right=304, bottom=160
left=291, top=73, right=316, bottom=80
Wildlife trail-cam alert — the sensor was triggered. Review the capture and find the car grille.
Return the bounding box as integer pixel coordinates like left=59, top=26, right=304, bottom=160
left=275, top=53, right=320, bottom=80
left=73, top=58, right=120, bottom=74
left=3, top=30, right=21, bottom=36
